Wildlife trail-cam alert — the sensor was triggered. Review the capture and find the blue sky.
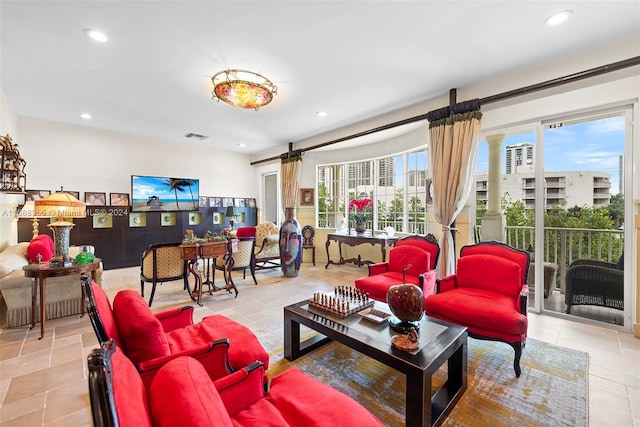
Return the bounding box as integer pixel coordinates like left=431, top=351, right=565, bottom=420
left=476, top=114, right=626, bottom=194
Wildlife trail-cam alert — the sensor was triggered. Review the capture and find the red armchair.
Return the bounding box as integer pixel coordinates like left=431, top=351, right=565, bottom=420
left=81, top=274, right=269, bottom=388
left=424, top=241, right=530, bottom=377
left=355, top=234, right=439, bottom=302
left=88, top=339, right=385, bottom=427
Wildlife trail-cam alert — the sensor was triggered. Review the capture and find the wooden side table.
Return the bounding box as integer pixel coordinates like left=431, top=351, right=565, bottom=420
left=23, top=258, right=102, bottom=339
left=180, top=241, right=237, bottom=305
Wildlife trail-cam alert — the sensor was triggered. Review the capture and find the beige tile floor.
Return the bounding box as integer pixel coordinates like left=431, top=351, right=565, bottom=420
left=0, top=264, right=638, bottom=426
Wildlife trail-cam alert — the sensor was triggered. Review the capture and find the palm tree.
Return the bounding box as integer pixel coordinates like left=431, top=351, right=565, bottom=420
left=165, top=178, right=187, bottom=209
left=181, top=179, right=198, bottom=209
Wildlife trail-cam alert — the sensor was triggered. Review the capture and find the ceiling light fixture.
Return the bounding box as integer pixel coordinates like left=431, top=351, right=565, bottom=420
left=85, top=29, right=108, bottom=42
left=316, top=111, right=327, bottom=117
left=544, top=10, right=572, bottom=26
left=211, top=69, right=277, bottom=110
left=80, top=113, right=92, bottom=119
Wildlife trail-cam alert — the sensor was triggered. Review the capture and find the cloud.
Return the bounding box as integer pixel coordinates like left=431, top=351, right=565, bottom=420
left=586, top=116, right=625, bottom=134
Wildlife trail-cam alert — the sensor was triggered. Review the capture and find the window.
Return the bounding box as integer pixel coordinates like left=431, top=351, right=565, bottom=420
left=317, top=149, right=429, bottom=233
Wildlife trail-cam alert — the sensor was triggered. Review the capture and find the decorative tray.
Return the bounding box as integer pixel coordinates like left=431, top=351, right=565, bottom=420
left=358, top=307, right=391, bottom=324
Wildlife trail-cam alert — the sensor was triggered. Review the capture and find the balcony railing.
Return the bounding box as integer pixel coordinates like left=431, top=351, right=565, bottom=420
left=503, top=225, right=624, bottom=293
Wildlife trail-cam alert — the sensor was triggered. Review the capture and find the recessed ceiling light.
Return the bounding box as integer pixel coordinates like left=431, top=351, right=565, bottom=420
left=317, top=111, right=327, bottom=117
left=85, top=29, right=108, bottom=42
left=544, top=10, right=572, bottom=26
left=238, top=143, right=246, bottom=148
left=80, top=113, right=92, bottom=119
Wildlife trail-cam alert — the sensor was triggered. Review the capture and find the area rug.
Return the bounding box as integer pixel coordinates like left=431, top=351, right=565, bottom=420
left=264, top=335, right=588, bottom=427
left=101, top=267, right=285, bottom=308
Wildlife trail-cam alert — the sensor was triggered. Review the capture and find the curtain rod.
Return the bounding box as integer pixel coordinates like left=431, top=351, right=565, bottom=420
left=251, top=56, right=640, bottom=166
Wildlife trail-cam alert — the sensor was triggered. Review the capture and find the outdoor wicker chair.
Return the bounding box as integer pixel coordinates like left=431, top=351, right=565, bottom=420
left=565, top=253, right=624, bottom=313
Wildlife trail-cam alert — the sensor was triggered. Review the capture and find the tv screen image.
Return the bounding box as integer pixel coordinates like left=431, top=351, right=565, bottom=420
left=131, top=175, right=200, bottom=212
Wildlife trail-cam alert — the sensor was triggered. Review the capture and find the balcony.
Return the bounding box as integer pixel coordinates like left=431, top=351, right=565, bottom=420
left=483, top=226, right=625, bottom=325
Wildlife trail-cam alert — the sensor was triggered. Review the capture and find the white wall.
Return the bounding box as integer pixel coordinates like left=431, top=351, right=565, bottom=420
left=17, top=117, right=257, bottom=199
left=0, top=88, right=20, bottom=249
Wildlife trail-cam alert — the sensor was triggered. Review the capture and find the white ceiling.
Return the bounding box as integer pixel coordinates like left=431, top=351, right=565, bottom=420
left=1, top=1, right=639, bottom=156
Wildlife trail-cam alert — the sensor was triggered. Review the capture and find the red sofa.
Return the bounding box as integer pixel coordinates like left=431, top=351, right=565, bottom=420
left=424, top=241, right=530, bottom=377
left=82, top=275, right=269, bottom=388
left=355, top=234, right=439, bottom=302
left=88, top=339, right=385, bottom=427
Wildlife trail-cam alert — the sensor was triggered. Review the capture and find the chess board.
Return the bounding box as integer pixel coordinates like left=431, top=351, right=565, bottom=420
left=308, top=286, right=374, bottom=318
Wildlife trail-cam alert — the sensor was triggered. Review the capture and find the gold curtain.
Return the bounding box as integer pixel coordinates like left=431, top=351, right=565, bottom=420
left=281, top=155, right=302, bottom=209
left=428, top=111, right=482, bottom=277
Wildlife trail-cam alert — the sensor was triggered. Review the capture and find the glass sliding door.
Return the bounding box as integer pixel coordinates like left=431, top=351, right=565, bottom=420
left=542, top=111, right=628, bottom=327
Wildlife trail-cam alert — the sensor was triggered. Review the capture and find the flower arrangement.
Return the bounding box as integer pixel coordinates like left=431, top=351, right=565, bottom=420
left=183, top=229, right=229, bottom=244
left=349, top=198, right=373, bottom=212
left=182, top=229, right=205, bottom=244
left=349, top=198, right=372, bottom=233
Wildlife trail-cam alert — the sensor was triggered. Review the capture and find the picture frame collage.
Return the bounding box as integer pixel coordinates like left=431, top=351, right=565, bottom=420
left=24, top=190, right=257, bottom=231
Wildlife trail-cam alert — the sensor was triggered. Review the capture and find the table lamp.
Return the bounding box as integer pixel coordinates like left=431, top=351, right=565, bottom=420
left=225, top=206, right=240, bottom=231
left=18, top=200, right=48, bottom=239
left=34, top=187, right=86, bottom=267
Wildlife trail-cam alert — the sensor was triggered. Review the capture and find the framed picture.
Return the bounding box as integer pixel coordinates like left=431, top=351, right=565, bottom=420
left=66, top=191, right=80, bottom=200
left=189, top=212, right=202, bottom=225
left=245, top=198, right=256, bottom=208
left=129, top=212, right=147, bottom=227
left=26, top=189, right=51, bottom=201
left=234, top=198, right=245, bottom=207
left=93, top=213, right=113, bottom=228
left=161, top=212, right=176, bottom=226
left=300, top=188, right=314, bottom=206
left=212, top=212, right=222, bottom=224
left=222, top=197, right=234, bottom=207
left=110, top=192, right=130, bottom=206
left=198, top=196, right=209, bottom=207
left=209, top=197, right=223, bottom=207
left=85, top=192, right=106, bottom=206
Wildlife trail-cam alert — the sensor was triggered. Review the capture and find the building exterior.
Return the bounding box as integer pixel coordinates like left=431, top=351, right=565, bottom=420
left=476, top=170, right=611, bottom=209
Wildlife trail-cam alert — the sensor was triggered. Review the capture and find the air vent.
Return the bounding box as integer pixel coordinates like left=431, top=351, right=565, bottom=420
left=184, top=132, right=209, bottom=140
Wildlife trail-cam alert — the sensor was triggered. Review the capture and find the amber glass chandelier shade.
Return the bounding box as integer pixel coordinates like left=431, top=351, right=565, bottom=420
left=34, top=188, right=87, bottom=266
left=34, top=188, right=86, bottom=220
left=212, top=69, right=277, bottom=110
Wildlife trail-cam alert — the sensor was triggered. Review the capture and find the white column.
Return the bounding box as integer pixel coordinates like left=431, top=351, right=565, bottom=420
left=480, top=134, right=506, bottom=242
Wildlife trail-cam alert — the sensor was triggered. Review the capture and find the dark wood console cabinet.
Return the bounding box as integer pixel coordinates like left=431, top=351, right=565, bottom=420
left=18, top=206, right=257, bottom=270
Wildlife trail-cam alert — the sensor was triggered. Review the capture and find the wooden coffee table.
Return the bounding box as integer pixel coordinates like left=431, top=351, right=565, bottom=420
left=284, top=299, right=467, bottom=427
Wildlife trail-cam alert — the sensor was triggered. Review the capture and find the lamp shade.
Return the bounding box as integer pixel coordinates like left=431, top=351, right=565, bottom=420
left=226, top=206, right=240, bottom=217
left=34, top=188, right=86, bottom=220
left=18, top=201, right=48, bottom=218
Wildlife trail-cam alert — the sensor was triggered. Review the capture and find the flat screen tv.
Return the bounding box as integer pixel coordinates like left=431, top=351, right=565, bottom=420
left=131, top=175, right=200, bottom=212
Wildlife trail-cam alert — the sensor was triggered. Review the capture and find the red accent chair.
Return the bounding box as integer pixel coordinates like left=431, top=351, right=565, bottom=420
left=424, top=241, right=530, bottom=377
left=355, top=234, right=439, bottom=302
left=81, top=274, right=269, bottom=388
left=88, top=339, right=385, bottom=427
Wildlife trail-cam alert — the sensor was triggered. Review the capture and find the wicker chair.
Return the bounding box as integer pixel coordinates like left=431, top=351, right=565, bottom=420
left=214, top=237, right=257, bottom=284
left=254, top=222, right=281, bottom=270
left=565, top=253, right=624, bottom=313
left=140, top=242, right=189, bottom=307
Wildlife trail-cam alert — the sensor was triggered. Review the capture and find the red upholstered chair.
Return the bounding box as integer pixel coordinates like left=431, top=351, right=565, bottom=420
left=355, top=234, right=439, bottom=302
left=81, top=274, right=268, bottom=389
left=88, top=339, right=385, bottom=427
left=424, top=241, right=530, bottom=377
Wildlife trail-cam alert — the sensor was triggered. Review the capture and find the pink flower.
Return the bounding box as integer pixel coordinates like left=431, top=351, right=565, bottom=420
left=349, top=198, right=372, bottom=212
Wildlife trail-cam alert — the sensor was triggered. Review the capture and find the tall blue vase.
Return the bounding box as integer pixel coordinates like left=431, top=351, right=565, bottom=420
left=280, top=208, right=302, bottom=277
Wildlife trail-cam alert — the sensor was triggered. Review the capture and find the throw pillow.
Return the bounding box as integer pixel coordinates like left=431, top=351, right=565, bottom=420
left=26, top=235, right=54, bottom=263
left=0, top=242, right=30, bottom=278
left=150, top=357, right=233, bottom=427
left=112, top=290, right=170, bottom=365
